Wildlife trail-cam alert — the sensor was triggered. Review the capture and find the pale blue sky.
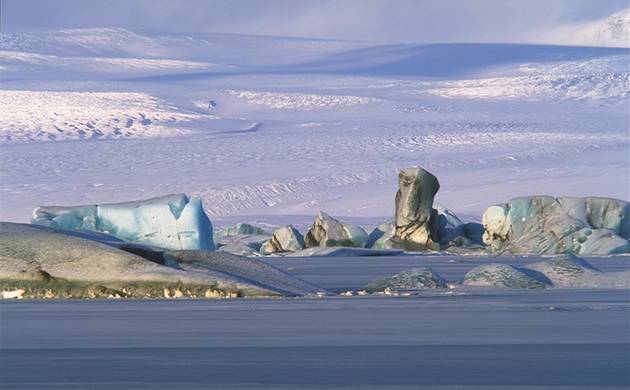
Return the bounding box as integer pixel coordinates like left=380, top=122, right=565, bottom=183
left=1, top=0, right=627, bottom=43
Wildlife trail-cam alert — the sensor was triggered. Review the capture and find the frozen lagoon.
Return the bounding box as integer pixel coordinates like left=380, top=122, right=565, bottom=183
left=1, top=255, right=629, bottom=389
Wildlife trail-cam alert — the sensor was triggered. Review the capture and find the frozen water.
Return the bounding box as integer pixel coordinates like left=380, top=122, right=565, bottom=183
left=32, top=194, right=215, bottom=250
left=2, top=254, right=629, bottom=388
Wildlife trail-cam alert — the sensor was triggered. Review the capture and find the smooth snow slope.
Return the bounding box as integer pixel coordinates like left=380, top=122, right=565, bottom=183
left=0, top=26, right=628, bottom=224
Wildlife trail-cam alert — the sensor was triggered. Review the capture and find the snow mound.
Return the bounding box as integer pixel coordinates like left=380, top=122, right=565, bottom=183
left=0, top=50, right=221, bottom=75
left=260, top=225, right=305, bottom=254
left=463, top=263, right=547, bottom=289
left=0, top=90, right=211, bottom=142
left=427, top=56, right=629, bottom=103
left=32, top=194, right=215, bottom=251
left=545, top=8, right=630, bottom=48
left=366, top=268, right=447, bottom=292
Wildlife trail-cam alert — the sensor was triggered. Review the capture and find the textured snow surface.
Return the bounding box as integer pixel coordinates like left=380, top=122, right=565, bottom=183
left=0, top=27, right=628, bottom=225
left=0, top=90, right=214, bottom=142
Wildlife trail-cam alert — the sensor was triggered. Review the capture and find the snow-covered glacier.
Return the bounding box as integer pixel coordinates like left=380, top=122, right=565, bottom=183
left=32, top=194, right=215, bottom=250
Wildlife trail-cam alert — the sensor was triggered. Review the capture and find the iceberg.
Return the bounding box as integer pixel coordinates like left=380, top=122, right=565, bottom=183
left=482, top=196, right=630, bottom=255
left=214, top=223, right=267, bottom=239
left=260, top=225, right=305, bottom=254
left=32, top=194, right=215, bottom=251
left=393, top=166, right=440, bottom=250
left=304, top=212, right=368, bottom=248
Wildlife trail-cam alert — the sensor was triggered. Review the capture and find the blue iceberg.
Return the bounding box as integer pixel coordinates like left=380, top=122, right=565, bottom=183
left=32, top=194, right=214, bottom=250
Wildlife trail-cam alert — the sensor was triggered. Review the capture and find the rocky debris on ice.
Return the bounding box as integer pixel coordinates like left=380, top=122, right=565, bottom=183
left=366, top=268, right=447, bottom=293
left=0, top=222, right=325, bottom=298
left=31, top=194, right=215, bottom=251
left=463, top=263, right=547, bottom=289
left=260, top=225, right=305, bottom=254
left=482, top=196, right=630, bottom=255
left=304, top=212, right=368, bottom=248
left=214, top=223, right=267, bottom=239
left=393, top=167, right=441, bottom=250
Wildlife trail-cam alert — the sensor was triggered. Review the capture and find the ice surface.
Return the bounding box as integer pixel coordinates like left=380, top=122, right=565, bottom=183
left=32, top=194, right=215, bottom=250
left=2, top=255, right=629, bottom=387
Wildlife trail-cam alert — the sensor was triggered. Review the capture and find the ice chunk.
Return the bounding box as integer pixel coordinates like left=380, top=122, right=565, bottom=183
left=290, top=247, right=404, bottom=257
left=260, top=225, right=305, bottom=254
left=523, top=254, right=600, bottom=286
left=32, top=194, right=214, bottom=250
left=217, top=234, right=270, bottom=257
left=214, top=223, right=267, bottom=239
left=366, top=268, right=447, bottom=292
left=304, top=212, right=368, bottom=248
left=394, top=166, right=440, bottom=249
left=482, top=196, right=630, bottom=255
left=463, top=263, right=547, bottom=289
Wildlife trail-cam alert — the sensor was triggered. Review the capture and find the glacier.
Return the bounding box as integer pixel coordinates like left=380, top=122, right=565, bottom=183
left=32, top=194, right=215, bottom=251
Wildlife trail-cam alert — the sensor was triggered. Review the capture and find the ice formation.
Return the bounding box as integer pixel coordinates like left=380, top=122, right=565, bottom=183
left=304, top=212, right=368, bottom=248
left=260, top=225, right=305, bottom=254
left=31, top=194, right=215, bottom=251
left=214, top=223, right=267, bottom=238
left=393, top=167, right=440, bottom=250
left=461, top=255, right=630, bottom=290
left=482, top=196, right=630, bottom=255
left=463, top=263, right=547, bottom=289
left=216, top=234, right=269, bottom=257
left=366, top=268, right=447, bottom=292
